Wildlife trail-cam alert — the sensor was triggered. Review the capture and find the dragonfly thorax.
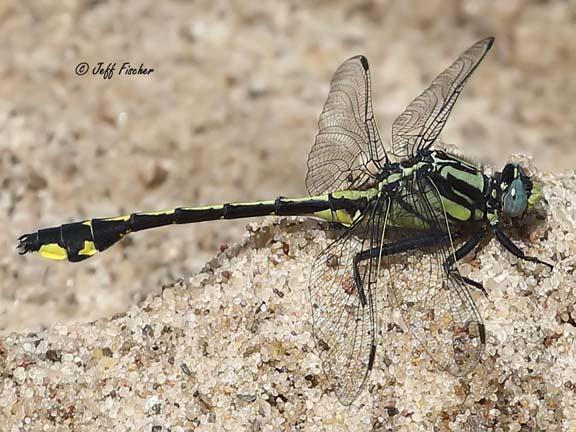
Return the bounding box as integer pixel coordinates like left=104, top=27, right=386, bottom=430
left=420, top=150, right=489, bottom=223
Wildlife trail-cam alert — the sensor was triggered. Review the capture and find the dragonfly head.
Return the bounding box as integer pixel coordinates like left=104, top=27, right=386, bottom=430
left=498, top=163, right=542, bottom=218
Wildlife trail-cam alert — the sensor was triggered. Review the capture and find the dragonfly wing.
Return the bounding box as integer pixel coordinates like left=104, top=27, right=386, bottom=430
left=391, top=37, right=494, bottom=159
left=308, top=196, right=388, bottom=404
left=386, top=175, right=485, bottom=375
left=306, top=56, right=388, bottom=196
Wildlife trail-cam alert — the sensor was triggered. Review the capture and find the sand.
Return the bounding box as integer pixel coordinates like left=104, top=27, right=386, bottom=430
left=2, top=171, right=576, bottom=430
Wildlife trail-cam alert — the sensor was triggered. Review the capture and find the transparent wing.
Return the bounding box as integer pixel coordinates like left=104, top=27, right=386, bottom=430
left=306, top=55, right=388, bottom=196
left=386, top=175, right=485, bottom=374
left=308, top=196, right=388, bottom=405
left=391, top=37, right=494, bottom=159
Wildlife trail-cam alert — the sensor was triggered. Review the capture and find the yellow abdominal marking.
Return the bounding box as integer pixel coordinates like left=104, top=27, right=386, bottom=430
left=39, top=240, right=98, bottom=260
left=314, top=209, right=354, bottom=226
left=79, top=241, right=97, bottom=257
left=39, top=243, right=68, bottom=260
left=140, top=209, right=176, bottom=216
left=103, top=215, right=130, bottom=222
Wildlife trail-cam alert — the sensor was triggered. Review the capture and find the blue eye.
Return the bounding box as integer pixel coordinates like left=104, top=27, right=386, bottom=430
left=502, top=179, right=528, bottom=217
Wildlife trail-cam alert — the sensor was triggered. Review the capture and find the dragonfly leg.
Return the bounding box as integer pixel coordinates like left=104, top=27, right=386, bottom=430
left=444, top=228, right=488, bottom=296
left=352, top=233, right=450, bottom=307
left=492, top=224, right=553, bottom=269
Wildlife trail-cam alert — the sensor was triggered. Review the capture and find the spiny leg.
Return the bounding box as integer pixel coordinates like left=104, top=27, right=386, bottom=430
left=443, top=228, right=488, bottom=296
left=492, top=224, right=553, bottom=269
left=352, top=233, right=451, bottom=307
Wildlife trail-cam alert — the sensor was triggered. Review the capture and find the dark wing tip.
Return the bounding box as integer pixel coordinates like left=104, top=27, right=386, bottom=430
left=358, top=55, right=369, bottom=71
left=484, top=36, right=495, bottom=50
left=345, top=55, right=369, bottom=71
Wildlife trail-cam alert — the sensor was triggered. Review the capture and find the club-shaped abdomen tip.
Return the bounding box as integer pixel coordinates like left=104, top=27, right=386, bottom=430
left=17, top=230, right=72, bottom=261
left=17, top=232, right=38, bottom=255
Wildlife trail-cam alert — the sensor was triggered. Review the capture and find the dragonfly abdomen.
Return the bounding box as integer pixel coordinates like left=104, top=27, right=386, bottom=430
left=17, top=195, right=369, bottom=262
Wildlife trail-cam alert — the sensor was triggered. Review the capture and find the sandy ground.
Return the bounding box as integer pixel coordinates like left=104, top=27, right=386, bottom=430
left=1, top=0, right=575, bottom=430
left=1, top=178, right=576, bottom=430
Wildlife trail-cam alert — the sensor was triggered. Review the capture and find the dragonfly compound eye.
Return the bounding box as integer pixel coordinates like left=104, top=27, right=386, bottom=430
left=502, top=178, right=528, bottom=217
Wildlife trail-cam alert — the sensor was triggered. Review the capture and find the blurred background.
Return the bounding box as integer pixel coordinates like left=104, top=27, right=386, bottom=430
left=0, top=0, right=574, bottom=334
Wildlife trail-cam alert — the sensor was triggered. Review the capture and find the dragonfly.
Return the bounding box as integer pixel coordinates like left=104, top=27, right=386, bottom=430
left=18, top=37, right=552, bottom=405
